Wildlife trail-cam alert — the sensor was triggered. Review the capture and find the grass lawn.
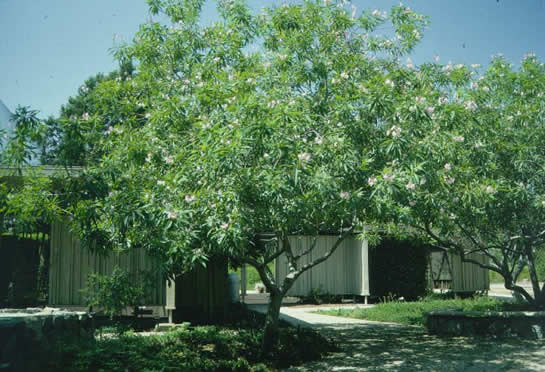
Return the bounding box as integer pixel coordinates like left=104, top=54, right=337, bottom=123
left=46, top=306, right=337, bottom=372
left=316, top=295, right=508, bottom=327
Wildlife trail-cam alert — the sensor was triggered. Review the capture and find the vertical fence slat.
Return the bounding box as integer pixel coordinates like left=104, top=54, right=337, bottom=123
left=49, top=220, right=166, bottom=306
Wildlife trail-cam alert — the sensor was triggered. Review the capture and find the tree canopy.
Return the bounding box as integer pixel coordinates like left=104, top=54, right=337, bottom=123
left=374, top=53, right=545, bottom=304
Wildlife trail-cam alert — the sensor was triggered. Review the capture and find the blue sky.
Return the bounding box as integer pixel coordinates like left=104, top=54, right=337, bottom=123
left=1, top=0, right=544, bottom=118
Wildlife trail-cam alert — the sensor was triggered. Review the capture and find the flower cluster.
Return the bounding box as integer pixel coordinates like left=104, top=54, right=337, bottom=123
left=444, top=176, right=455, bottom=185
left=340, top=191, right=350, bottom=200
left=386, top=125, right=401, bottom=138
left=298, top=152, right=312, bottom=162
left=464, top=100, right=477, bottom=111
left=383, top=173, right=395, bottom=182
left=185, top=194, right=197, bottom=203
left=385, top=79, right=395, bottom=88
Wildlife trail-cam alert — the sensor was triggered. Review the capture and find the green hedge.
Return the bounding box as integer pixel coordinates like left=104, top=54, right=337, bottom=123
left=370, top=237, right=429, bottom=301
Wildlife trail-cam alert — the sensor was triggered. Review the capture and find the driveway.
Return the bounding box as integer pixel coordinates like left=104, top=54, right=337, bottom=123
left=248, top=304, right=545, bottom=372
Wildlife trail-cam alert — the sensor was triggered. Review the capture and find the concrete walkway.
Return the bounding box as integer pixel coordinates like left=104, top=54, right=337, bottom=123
left=247, top=303, right=378, bottom=327
left=248, top=304, right=545, bottom=372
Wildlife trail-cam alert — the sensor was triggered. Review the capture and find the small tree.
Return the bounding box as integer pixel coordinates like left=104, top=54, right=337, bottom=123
left=83, top=267, right=152, bottom=319
left=2, top=106, right=44, bottom=167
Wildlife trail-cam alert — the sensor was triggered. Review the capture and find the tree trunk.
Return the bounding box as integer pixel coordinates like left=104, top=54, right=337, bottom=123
left=524, top=245, right=543, bottom=305
left=261, top=290, right=283, bottom=357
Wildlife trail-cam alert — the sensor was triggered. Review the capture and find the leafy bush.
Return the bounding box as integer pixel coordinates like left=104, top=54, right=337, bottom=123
left=82, top=267, right=153, bottom=319
left=370, top=237, right=430, bottom=301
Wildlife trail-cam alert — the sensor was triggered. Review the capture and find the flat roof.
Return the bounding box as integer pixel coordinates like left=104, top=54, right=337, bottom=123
left=0, top=165, right=83, bottom=178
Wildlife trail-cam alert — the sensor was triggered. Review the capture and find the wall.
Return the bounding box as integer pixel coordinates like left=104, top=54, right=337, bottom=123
left=276, top=235, right=369, bottom=297
left=48, top=221, right=166, bottom=306
left=428, top=249, right=489, bottom=292
left=166, top=257, right=228, bottom=324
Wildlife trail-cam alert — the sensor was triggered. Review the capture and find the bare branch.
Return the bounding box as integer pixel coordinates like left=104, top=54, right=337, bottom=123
left=242, top=257, right=263, bottom=270
left=264, top=248, right=285, bottom=265
left=293, top=235, right=318, bottom=260
left=459, top=254, right=501, bottom=274
left=283, top=234, right=298, bottom=273
left=290, top=226, right=355, bottom=280
left=263, top=234, right=284, bottom=264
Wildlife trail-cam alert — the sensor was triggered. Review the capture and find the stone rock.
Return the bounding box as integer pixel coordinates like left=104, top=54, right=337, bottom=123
left=426, top=310, right=545, bottom=339
left=0, top=307, right=94, bottom=371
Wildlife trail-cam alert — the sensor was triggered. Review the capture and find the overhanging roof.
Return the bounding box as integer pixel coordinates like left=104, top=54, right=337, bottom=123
left=0, top=165, right=83, bottom=178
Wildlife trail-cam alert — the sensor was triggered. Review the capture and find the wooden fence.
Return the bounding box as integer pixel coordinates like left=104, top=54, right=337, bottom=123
left=428, top=249, right=489, bottom=292
left=276, top=236, right=489, bottom=298
left=48, top=221, right=166, bottom=306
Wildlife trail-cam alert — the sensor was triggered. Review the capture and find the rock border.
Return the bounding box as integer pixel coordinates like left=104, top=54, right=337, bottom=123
left=1, top=307, right=95, bottom=371
left=426, top=309, right=545, bottom=339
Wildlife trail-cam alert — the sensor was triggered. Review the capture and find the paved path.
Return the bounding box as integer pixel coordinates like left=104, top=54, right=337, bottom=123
left=248, top=304, right=545, bottom=372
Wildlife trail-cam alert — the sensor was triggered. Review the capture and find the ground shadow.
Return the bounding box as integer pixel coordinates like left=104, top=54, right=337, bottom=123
left=284, top=322, right=545, bottom=372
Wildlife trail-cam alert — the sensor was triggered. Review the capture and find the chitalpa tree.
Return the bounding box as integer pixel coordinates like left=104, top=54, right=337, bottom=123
left=69, top=0, right=428, bottom=352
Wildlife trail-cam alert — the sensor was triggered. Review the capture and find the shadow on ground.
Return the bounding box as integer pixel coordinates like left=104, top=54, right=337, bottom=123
left=284, top=322, right=545, bottom=372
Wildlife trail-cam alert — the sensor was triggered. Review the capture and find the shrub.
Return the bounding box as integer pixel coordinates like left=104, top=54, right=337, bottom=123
left=370, top=237, right=429, bottom=301
left=46, top=318, right=337, bottom=371
left=82, top=267, right=153, bottom=318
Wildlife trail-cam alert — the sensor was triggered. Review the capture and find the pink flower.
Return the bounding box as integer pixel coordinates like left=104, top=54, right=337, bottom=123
left=185, top=194, right=197, bottom=203
left=384, top=173, right=395, bottom=183
left=386, top=125, right=401, bottom=138
left=368, top=177, right=377, bottom=186
left=340, top=191, right=350, bottom=200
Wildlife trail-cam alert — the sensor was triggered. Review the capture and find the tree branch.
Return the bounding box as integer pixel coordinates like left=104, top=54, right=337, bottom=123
left=289, top=226, right=355, bottom=282
left=293, top=235, right=318, bottom=260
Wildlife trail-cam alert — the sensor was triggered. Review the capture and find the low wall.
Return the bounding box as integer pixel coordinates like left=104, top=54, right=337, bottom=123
left=426, top=310, right=545, bottom=339
left=0, top=307, right=94, bottom=371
